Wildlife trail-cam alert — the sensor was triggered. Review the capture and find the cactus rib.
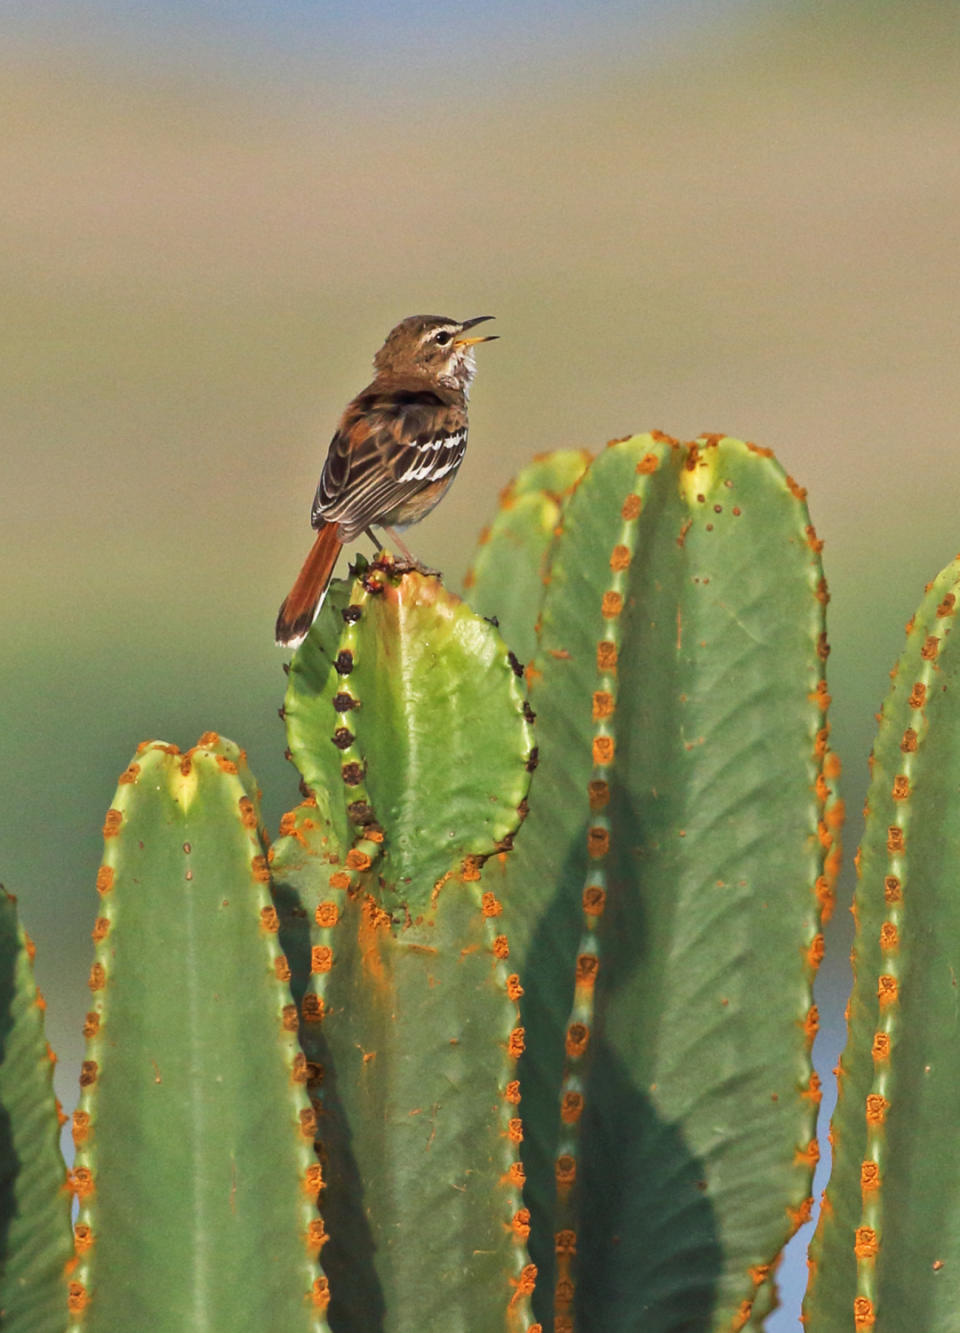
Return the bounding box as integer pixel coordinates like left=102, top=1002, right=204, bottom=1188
left=477, top=434, right=836, bottom=1330
left=68, top=735, right=329, bottom=1331
left=805, top=560, right=960, bottom=1330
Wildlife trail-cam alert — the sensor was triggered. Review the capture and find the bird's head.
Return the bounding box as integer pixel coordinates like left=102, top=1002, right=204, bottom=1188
left=373, top=315, right=497, bottom=388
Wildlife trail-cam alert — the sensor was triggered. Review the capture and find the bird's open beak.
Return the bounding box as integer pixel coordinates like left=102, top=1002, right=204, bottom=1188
left=454, top=315, right=498, bottom=346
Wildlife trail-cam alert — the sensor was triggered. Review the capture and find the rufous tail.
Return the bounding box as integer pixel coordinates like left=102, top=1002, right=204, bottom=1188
left=275, top=523, right=343, bottom=647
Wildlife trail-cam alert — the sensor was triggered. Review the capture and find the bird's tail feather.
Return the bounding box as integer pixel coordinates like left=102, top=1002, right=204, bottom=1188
left=275, top=523, right=343, bottom=647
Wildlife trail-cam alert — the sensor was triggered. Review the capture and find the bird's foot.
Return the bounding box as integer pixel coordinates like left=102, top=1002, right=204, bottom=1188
left=403, top=557, right=442, bottom=577
left=365, top=527, right=441, bottom=578
left=372, top=551, right=442, bottom=579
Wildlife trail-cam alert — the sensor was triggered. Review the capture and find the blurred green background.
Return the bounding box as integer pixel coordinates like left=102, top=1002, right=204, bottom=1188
left=3, top=2, right=959, bottom=1325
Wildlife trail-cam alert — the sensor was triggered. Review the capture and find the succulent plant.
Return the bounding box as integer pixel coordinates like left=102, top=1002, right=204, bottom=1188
left=469, top=433, right=839, bottom=1331
left=804, top=556, right=960, bottom=1330
left=66, top=736, right=330, bottom=1332
left=3, top=433, right=958, bottom=1330
left=272, top=568, right=537, bottom=1330
left=0, top=887, right=73, bottom=1330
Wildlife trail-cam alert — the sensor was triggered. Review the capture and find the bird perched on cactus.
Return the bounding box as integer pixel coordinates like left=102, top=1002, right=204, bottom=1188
left=275, top=313, right=497, bottom=647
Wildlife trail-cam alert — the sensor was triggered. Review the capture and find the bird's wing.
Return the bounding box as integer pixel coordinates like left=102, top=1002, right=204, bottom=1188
left=311, top=382, right=467, bottom=537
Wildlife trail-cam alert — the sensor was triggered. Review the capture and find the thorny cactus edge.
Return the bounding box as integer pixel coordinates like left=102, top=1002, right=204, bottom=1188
left=471, top=435, right=839, bottom=1331
left=7, top=436, right=960, bottom=1330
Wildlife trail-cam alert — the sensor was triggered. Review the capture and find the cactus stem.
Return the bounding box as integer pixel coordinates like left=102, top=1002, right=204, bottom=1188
left=70, top=739, right=330, bottom=1330
left=546, top=457, right=656, bottom=1330
left=847, top=570, right=960, bottom=1320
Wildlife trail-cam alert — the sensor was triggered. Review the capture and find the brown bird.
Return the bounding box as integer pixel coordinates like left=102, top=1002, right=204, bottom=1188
left=275, top=314, right=497, bottom=647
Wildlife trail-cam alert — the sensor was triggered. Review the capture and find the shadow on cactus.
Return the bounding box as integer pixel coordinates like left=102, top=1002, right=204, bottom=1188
left=8, top=430, right=959, bottom=1330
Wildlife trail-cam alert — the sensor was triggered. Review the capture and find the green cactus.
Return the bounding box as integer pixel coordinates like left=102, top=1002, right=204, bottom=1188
left=804, top=556, right=960, bottom=1330
left=67, top=736, right=329, bottom=1331
left=471, top=434, right=839, bottom=1331
left=0, top=889, right=73, bottom=1331
left=464, top=448, right=592, bottom=663
left=282, top=564, right=534, bottom=906
left=12, top=429, right=960, bottom=1331
left=273, top=567, right=538, bottom=1331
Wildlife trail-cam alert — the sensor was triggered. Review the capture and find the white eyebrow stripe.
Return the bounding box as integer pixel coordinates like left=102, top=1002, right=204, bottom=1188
left=419, top=324, right=458, bottom=344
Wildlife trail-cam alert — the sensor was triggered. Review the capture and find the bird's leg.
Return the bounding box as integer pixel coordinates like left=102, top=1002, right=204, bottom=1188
left=364, top=526, right=384, bottom=558
left=382, top=525, right=415, bottom=562
left=379, top=526, right=441, bottom=578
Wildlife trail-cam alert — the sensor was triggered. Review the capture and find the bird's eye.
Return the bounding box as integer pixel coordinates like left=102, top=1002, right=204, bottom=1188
left=434, top=329, right=453, bottom=345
